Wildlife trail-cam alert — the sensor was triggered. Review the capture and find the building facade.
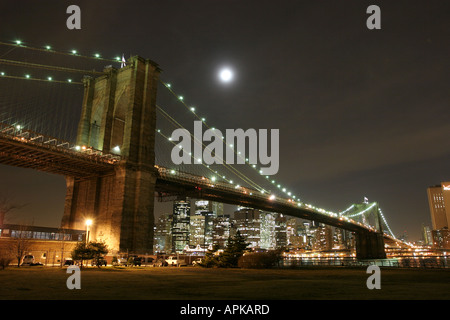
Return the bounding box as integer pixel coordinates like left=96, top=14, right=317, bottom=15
left=172, top=199, right=191, bottom=253
left=427, top=183, right=450, bottom=230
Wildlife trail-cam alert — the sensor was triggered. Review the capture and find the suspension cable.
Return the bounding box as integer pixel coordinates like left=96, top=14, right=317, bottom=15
left=157, top=105, right=269, bottom=193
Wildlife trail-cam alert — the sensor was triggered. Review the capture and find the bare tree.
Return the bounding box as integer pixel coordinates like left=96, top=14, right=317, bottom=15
left=11, top=224, right=33, bottom=267
left=0, top=194, right=27, bottom=227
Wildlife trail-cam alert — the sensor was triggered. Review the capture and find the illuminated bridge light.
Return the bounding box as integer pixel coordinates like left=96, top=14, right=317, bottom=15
left=269, top=195, right=276, bottom=200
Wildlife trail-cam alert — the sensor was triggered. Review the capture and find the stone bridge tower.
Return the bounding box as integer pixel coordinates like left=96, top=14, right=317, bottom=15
left=61, top=56, right=160, bottom=255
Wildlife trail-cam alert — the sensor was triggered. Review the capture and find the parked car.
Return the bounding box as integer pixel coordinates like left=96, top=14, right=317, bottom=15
left=118, top=257, right=129, bottom=266
left=21, top=255, right=34, bottom=266
left=91, top=257, right=108, bottom=267
left=130, top=256, right=142, bottom=266
left=165, top=256, right=187, bottom=267
left=64, top=258, right=74, bottom=266
left=116, top=256, right=142, bottom=267
left=165, top=256, right=178, bottom=266
left=153, top=258, right=168, bottom=267
left=192, top=258, right=203, bottom=266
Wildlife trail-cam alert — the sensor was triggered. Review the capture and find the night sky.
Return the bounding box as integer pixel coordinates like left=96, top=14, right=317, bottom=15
left=0, top=1, right=449, bottom=241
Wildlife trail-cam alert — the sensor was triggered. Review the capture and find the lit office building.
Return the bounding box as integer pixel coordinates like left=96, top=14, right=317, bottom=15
left=274, top=214, right=287, bottom=248
left=234, top=208, right=261, bottom=249
left=299, top=221, right=318, bottom=249
left=212, top=214, right=233, bottom=248
left=286, top=218, right=304, bottom=249
left=431, top=228, right=450, bottom=249
left=154, top=213, right=172, bottom=253
left=172, top=199, right=190, bottom=253
left=189, top=214, right=206, bottom=247
left=422, top=224, right=433, bottom=246
left=194, top=200, right=219, bottom=247
left=194, top=200, right=223, bottom=216
left=427, top=183, right=450, bottom=230
left=333, top=228, right=346, bottom=250
left=260, top=212, right=276, bottom=249
left=312, top=224, right=333, bottom=251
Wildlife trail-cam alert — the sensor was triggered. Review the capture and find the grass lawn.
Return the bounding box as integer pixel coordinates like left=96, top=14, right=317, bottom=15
left=1, top=266, right=449, bottom=300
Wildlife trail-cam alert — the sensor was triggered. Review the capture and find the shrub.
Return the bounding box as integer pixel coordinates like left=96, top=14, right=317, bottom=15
left=0, top=255, right=13, bottom=270
left=238, top=250, right=283, bottom=269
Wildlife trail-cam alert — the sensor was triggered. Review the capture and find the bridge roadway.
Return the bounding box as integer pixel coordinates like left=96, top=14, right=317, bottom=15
left=0, top=123, right=120, bottom=178
left=0, top=128, right=393, bottom=241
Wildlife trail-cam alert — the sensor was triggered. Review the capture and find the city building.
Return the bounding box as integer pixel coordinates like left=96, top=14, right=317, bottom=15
left=0, top=224, right=85, bottom=266
left=286, top=218, right=305, bottom=249
left=260, top=212, right=277, bottom=249
left=274, top=214, right=287, bottom=249
left=153, top=213, right=172, bottom=253
left=212, top=214, right=233, bottom=248
left=172, top=199, right=191, bottom=253
left=312, top=224, right=333, bottom=251
left=189, top=214, right=206, bottom=247
left=431, top=228, right=450, bottom=249
left=427, top=183, right=450, bottom=230
left=422, top=224, right=433, bottom=246
left=234, top=208, right=261, bottom=248
left=194, top=200, right=220, bottom=248
left=298, top=221, right=317, bottom=249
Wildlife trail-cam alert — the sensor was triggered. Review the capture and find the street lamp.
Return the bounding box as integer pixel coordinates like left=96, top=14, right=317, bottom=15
left=85, top=219, right=93, bottom=243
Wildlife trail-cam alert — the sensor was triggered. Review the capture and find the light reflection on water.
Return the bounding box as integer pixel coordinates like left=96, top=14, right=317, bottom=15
left=281, top=256, right=449, bottom=268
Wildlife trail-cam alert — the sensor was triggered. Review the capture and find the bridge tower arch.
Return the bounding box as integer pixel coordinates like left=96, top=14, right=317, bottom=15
left=61, top=56, right=160, bottom=255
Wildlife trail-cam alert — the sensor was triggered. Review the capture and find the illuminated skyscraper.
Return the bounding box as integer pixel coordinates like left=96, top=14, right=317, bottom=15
left=212, top=214, right=233, bottom=248
left=275, top=214, right=287, bottom=248
left=234, top=208, right=261, bottom=248
left=172, top=199, right=190, bottom=253
left=194, top=200, right=219, bottom=247
left=189, top=215, right=205, bottom=247
left=154, top=213, right=172, bottom=253
left=427, top=183, right=450, bottom=230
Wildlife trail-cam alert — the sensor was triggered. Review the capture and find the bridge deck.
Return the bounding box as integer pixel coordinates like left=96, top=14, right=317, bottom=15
left=0, top=131, right=118, bottom=178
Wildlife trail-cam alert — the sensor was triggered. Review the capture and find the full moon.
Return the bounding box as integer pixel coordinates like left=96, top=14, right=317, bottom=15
left=219, top=68, right=234, bottom=82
